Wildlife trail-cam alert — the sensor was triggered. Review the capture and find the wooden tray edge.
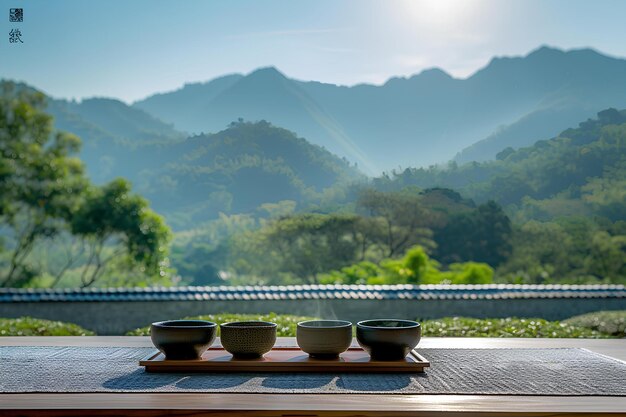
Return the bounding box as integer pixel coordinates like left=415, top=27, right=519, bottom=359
left=140, top=348, right=430, bottom=373
left=410, top=349, right=430, bottom=367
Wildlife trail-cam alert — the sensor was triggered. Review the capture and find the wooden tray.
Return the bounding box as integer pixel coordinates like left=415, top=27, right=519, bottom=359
left=140, top=346, right=430, bottom=373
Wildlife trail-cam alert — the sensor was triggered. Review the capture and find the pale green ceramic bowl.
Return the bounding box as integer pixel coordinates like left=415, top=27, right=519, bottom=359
left=296, top=320, right=353, bottom=358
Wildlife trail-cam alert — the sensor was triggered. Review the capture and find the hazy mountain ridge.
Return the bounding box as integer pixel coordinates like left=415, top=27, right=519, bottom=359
left=133, top=46, right=626, bottom=171
left=455, top=48, right=626, bottom=162
left=135, top=120, right=363, bottom=228
left=374, top=108, right=626, bottom=222
left=46, top=96, right=187, bottom=182
left=2, top=80, right=362, bottom=228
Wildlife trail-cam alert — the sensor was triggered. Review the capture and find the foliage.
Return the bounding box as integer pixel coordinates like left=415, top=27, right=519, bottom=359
left=4, top=79, right=626, bottom=288
left=421, top=317, right=608, bottom=338
left=0, top=83, right=88, bottom=286
left=320, top=245, right=494, bottom=285
left=212, top=188, right=508, bottom=286
left=564, top=311, right=626, bottom=338
left=126, top=313, right=317, bottom=336
left=127, top=313, right=614, bottom=338
left=434, top=200, right=512, bottom=266
left=0, top=317, right=95, bottom=336
left=357, top=188, right=435, bottom=257
left=0, top=82, right=173, bottom=288
left=1, top=313, right=616, bottom=338
left=70, top=178, right=172, bottom=287
left=497, top=219, right=626, bottom=284
left=376, top=109, right=626, bottom=220
left=373, top=109, right=626, bottom=284
left=139, top=120, right=363, bottom=228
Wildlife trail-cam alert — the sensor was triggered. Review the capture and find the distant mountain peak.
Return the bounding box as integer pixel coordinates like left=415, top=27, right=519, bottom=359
left=247, top=66, right=286, bottom=80
left=128, top=45, right=626, bottom=172
left=526, top=45, right=565, bottom=57
left=526, top=45, right=608, bottom=60
left=79, top=97, right=126, bottom=106
left=182, top=73, right=242, bottom=88
left=384, top=67, right=452, bottom=87
left=414, top=67, right=453, bottom=80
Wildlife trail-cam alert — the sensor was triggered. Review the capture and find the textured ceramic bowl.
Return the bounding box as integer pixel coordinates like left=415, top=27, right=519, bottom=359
left=150, top=320, right=217, bottom=360
left=356, top=319, right=421, bottom=361
left=220, top=321, right=277, bottom=358
left=296, top=320, right=353, bottom=358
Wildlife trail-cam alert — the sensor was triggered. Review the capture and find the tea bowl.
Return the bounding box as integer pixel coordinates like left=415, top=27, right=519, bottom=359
left=220, top=321, right=277, bottom=358
left=150, top=320, right=217, bottom=360
left=296, top=320, right=353, bottom=358
left=356, top=319, right=421, bottom=361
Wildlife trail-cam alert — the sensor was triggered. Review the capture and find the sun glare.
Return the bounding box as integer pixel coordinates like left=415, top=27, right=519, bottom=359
left=403, top=0, right=477, bottom=26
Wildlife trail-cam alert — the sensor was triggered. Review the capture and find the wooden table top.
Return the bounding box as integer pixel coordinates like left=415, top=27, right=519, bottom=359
left=1, top=336, right=625, bottom=417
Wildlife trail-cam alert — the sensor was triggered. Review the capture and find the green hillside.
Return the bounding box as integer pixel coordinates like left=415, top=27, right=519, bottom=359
left=371, top=109, right=626, bottom=284
left=0, top=81, right=187, bottom=183
left=378, top=108, right=626, bottom=221
left=138, top=120, right=364, bottom=228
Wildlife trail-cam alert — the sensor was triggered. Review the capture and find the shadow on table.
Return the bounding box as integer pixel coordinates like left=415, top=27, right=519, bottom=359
left=103, top=369, right=185, bottom=390
left=261, top=374, right=335, bottom=390
left=336, top=373, right=414, bottom=392
left=176, top=374, right=253, bottom=390
left=103, top=370, right=253, bottom=391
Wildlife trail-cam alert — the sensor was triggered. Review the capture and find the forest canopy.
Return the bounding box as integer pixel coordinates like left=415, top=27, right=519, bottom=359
left=2, top=80, right=626, bottom=288
left=0, top=83, right=172, bottom=288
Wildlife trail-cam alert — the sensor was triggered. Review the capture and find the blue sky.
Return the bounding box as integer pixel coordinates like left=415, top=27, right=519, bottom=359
left=2, top=0, right=626, bottom=103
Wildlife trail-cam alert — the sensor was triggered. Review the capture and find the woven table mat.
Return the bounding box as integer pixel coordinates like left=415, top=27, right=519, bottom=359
left=1, top=346, right=625, bottom=395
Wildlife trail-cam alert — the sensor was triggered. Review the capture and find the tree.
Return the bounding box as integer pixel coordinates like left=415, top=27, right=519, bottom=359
left=262, top=213, right=361, bottom=284
left=584, top=231, right=626, bottom=283
left=0, top=83, right=88, bottom=287
left=357, top=188, right=435, bottom=258
left=435, top=200, right=512, bottom=266
left=496, top=147, right=515, bottom=161
left=227, top=213, right=363, bottom=285
left=1, top=83, right=173, bottom=288
left=70, top=178, right=172, bottom=287
left=496, top=221, right=575, bottom=284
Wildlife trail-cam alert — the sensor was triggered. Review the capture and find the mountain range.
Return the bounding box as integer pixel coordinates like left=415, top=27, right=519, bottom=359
left=373, top=107, right=626, bottom=223
left=9, top=46, right=626, bottom=177
left=133, top=46, right=626, bottom=172
left=5, top=45, right=626, bottom=226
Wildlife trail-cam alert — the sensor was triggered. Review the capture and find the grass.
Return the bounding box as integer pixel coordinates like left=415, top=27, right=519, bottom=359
left=563, top=311, right=626, bottom=338
left=0, top=317, right=95, bottom=336
left=420, top=317, right=608, bottom=338
left=125, top=313, right=317, bottom=336
left=2, top=311, right=623, bottom=338
left=126, top=313, right=614, bottom=338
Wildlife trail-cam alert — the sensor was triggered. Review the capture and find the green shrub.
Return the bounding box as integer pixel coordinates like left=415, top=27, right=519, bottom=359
left=126, top=313, right=317, bottom=336
left=0, top=317, right=95, bottom=336
left=126, top=313, right=614, bottom=338
left=564, top=311, right=626, bottom=338
left=319, top=245, right=494, bottom=285
left=420, top=317, right=609, bottom=338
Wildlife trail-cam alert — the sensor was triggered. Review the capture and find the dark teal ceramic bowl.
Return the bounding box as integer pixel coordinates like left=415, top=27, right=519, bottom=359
left=356, top=319, right=421, bottom=361
left=150, top=320, right=217, bottom=360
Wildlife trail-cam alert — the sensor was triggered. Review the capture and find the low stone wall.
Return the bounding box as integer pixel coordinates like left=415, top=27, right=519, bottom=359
left=1, top=294, right=625, bottom=335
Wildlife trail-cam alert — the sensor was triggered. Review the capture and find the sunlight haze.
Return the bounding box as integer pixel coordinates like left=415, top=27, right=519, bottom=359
left=3, top=0, right=626, bottom=102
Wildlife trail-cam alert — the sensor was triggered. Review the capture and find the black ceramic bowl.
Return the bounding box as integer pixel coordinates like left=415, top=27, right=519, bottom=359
left=356, top=319, right=421, bottom=361
left=150, top=320, right=217, bottom=360
left=220, top=321, right=277, bottom=358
